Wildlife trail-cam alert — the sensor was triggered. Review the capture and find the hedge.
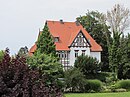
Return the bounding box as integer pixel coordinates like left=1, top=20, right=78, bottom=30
left=84, top=79, right=103, bottom=92
left=115, top=80, right=130, bottom=90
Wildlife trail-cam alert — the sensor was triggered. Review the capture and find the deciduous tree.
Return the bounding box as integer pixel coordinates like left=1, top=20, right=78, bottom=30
left=106, top=4, right=130, bottom=79
left=0, top=49, right=62, bottom=97
left=17, top=46, right=28, bottom=57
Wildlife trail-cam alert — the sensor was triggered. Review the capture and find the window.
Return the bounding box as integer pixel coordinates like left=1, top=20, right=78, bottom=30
left=75, top=50, right=79, bottom=58
left=58, top=52, right=61, bottom=58
left=82, top=50, right=86, bottom=56
left=62, top=52, right=64, bottom=58
left=54, top=37, right=59, bottom=42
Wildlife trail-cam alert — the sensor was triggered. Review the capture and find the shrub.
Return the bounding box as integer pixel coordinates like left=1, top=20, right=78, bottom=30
left=110, top=84, right=116, bottom=92
left=0, top=49, right=62, bottom=97
left=85, top=72, right=112, bottom=82
left=64, top=67, right=86, bottom=92
left=74, top=55, right=101, bottom=77
left=115, top=80, right=130, bottom=90
left=85, top=79, right=103, bottom=92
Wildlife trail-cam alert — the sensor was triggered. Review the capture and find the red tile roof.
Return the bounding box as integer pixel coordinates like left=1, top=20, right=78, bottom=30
left=29, top=20, right=102, bottom=55
left=29, top=44, right=36, bottom=56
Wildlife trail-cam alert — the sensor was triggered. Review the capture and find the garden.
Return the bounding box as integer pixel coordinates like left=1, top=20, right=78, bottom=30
left=0, top=4, right=130, bottom=97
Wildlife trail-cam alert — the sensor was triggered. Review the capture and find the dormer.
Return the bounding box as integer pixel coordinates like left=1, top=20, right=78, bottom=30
left=54, top=37, right=59, bottom=42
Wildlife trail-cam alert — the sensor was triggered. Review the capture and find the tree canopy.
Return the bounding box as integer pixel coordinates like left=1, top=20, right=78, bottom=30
left=0, top=49, right=62, bottom=97
left=27, top=23, right=63, bottom=88
left=106, top=4, right=130, bottom=79
left=35, top=23, right=57, bottom=57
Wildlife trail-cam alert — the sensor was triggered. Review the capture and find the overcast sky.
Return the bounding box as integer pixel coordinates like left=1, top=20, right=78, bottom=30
left=0, top=0, right=130, bottom=54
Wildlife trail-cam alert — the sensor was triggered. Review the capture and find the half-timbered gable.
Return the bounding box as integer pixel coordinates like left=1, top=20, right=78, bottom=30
left=71, top=31, right=91, bottom=47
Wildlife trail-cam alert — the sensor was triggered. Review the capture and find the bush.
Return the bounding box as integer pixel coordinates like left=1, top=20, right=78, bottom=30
left=115, top=80, right=130, bottom=90
left=74, top=55, right=101, bottom=77
left=64, top=67, right=86, bottom=92
left=85, top=79, right=103, bottom=92
left=85, top=72, right=112, bottom=82
left=0, top=49, right=62, bottom=97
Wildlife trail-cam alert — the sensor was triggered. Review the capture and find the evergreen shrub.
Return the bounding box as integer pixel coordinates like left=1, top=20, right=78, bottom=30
left=115, top=80, right=130, bottom=90
left=64, top=68, right=86, bottom=92
left=85, top=79, right=103, bottom=92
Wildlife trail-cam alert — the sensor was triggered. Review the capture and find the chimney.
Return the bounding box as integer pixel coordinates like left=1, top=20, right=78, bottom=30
left=60, top=19, right=64, bottom=24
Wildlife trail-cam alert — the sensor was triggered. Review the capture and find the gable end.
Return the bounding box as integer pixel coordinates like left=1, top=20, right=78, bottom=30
left=70, top=30, right=91, bottom=48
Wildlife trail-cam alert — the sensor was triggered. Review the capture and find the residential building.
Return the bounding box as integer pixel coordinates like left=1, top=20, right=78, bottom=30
left=29, top=20, right=102, bottom=70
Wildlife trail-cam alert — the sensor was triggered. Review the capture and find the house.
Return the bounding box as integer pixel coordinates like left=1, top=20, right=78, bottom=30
left=29, top=20, right=102, bottom=70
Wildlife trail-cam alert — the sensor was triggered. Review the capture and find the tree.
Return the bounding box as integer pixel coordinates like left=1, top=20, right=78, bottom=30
left=107, top=4, right=130, bottom=35
left=17, top=46, right=28, bottom=57
left=74, top=55, right=101, bottom=77
left=28, top=23, right=63, bottom=88
left=28, top=53, right=63, bottom=82
left=106, top=4, right=130, bottom=79
left=76, top=11, right=111, bottom=71
left=35, top=23, right=57, bottom=57
left=0, top=49, right=62, bottom=97
left=108, top=32, right=121, bottom=80
left=118, top=34, right=130, bottom=79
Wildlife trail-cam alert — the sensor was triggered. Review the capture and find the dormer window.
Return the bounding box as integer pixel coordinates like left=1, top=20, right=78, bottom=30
left=54, top=37, right=59, bottom=42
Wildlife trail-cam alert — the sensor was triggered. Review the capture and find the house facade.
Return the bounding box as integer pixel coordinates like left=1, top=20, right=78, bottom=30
left=29, top=20, right=102, bottom=70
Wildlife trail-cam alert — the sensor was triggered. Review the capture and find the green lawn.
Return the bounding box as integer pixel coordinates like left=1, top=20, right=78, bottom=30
left=65, top=92, right=130, bottom=97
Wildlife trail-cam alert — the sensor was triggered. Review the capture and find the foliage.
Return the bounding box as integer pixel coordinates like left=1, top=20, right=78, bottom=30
left=0, top=49, right=62, bottom=97
left=118, top=34, right=130, bottom=79
left=115, top=80, right=130, bottom=90
left=106, top=4, right=130, bottom=34
left=114, top=88, right=127, bottom=92
left=74, top=55, right=101, bottom=77
left=106, top=4, right=130, bottom=80
left=108, top=32, right=121, bottom=80
left=0, top=50, right=4, bottom=62
left=28, top=53, right=63, bottom=84
left=108, top=33, right=130, bottom=80
left=85, top=72, right=112, bottom=82
left=17, top=46, right=28, bottom=58
left=76, top=10, right=111, bottom=71
left=35, top=23, right=57, bottom=57
left=28, top=23, right=64, bottom=88
left=85, top=80, right=103, bottom=92
left=64, top=67, right=86, bottom=92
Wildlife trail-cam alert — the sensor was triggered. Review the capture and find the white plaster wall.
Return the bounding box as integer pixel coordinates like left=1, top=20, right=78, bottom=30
left=90, top=52, right=101, bottom=62
left=70, top=47, right=90, bottom=66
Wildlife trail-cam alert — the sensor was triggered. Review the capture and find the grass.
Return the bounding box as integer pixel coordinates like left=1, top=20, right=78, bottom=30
left=65, top=92, right=130, bottom=97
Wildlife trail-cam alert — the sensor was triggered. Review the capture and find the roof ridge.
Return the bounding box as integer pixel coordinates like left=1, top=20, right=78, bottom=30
left=47, top=20, right=77, bottom=23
